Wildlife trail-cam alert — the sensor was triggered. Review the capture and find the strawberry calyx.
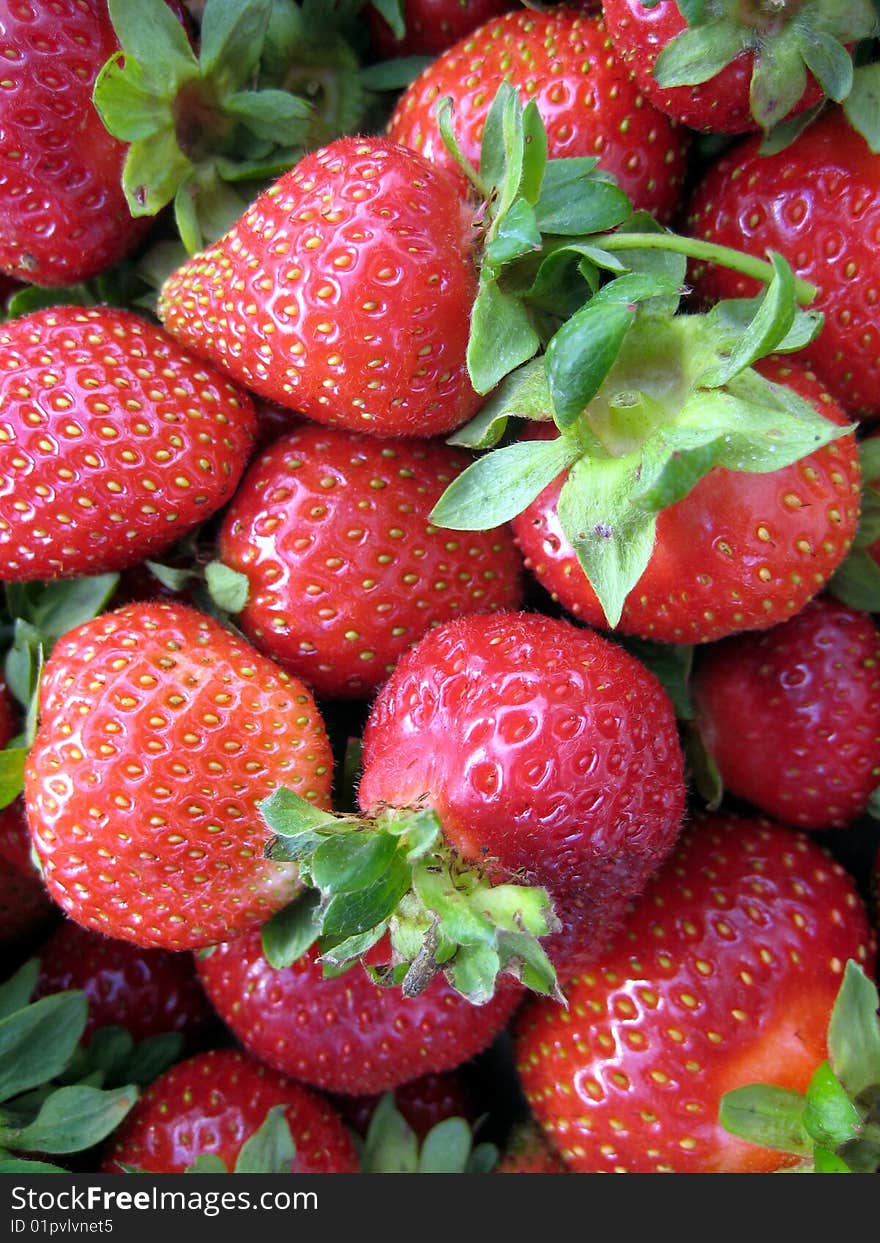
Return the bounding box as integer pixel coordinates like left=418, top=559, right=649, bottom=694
left=259, top=786, right=562, bottom=1006
left=646, top=0, right=877, bottom=132
left=359, top=1092, right=498, bottom=1174
left=432, top=271, right=847, bottom=629
left=92, top=0, right=371, bottom=255
left=829, top=437, right=880, bottom=612
left=719, top=960, right=880, bottom=1173
left=181, top=1106, right=296, bottom=1174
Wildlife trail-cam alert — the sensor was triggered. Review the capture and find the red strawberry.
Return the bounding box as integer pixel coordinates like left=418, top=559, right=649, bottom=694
left=0, top=306, right=256, bottom=582
left=101, top=1048, right=360, bottom=1174
left=25, top=600, right=333, bottom=950
left=602, top=0, right=869, bottom=134
left=515, top=811, right=875, bottom=1173
left=195, top=932, right=522, bottom=1096
left=691, top=596, right=880, bottom=830
left=385, top=8, right=690, bottom=224
left=0, top=0, right=186, bottom=286
left=158, top=136, right=482, bottom=439
left=687, top=110, right=880, bottom=420
left=217, top=424, right=523, bottom=698
left=335, top=1070, right=477, bottom=1140
left=496, top=1119, right=567, bottom=1173
left=33, top=919, right=214, bottom=1046
left=511, top=357, right=860, bottom=643
left=263, top=609, right=685, bottom=1002
left=369, top=0, right=517, bottom=57
left=0, top=797, right=55, bottom=946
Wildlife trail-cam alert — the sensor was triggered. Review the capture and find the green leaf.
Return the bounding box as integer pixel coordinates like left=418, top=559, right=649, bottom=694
left=467, top=274, right=540, bottom=395
left=430, top=433, right=578, bottom=530
left=497, top=930, right=562, bottom=1001
left=533, top=160, right=631, bottom=236
left=8, top=1084, right=137, bottom=1154
left=204, top=560, right=250, bottom=614
left=0, top=747, right=26, bottom=810
left=312, top=832, right=400, bottom=894
left=719, top=1084, right=812, bottom=1155
left=520, top=100, right=548, bottom=206
left=654, top=22, right=744, bottom=86
left=92, top=54, right=171, bottom=142
left=369, top=0, right=405, bottom=40
left=418, top=1118, right=475, bottom=1174
left=795, top=31, right=853, bottom=102
left=710, top=297, right=822, bottom=355
left=845, top=63, right=880, bottom=152
left=107, top=0, right=197, bottom=96
left=199, top=0, right=273, bottom=93
left=619, top=638, right=695, bottom=720
left=27, top=574, right=120, bottom=645
left=545, top=302, right=634, bottom=428
left=828, top=550, right=880, bottom=612
left=234, top=1105, right=295, bottom=1174
left=447, top=356, right=553, bottom=450
left=813, top=1146, right=853, bottom=1173
left=480, top=83, right=524, bottom=224
left=0, top=992, right=87, bottom=1103
left=121, top=1033, right=185, bottom=1088
left=321, top=854, right=411, bottom=939
left=224, top=89, right=313, bottom=145
left=0, top=1158, right=68, bottom=1173
left=123, top=130, right=193, bottom=218
left=750, top=35, right=808, bottom=131
left=362, top=1093, right=419, bottom=1173
left=186, top=1153, right=229, bottom=1173
left=467, top=1143, right=500, bottom=1174
left=697, top=252, right=796, bottom=387
left=484, top=198, right=542, bottom=270
left=802, top=1062, right=862, bottom=1150
left=826, top=961, right=880, bottom=1099
left=556, top=452, right=657, bottom=629
left=448, top=942, right=501, bottom=1004
left=82, top=1027, right=134, bottom=1086
left=0, top=960, right=38, bottom=1022
left=260, top=786, right=347, bottom=840
left=261, top=888, right=322, bottom=968
left=759, top=101, right=827, bottom=156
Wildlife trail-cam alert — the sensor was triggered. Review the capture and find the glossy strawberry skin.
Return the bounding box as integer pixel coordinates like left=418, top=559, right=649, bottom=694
left=0, top=798, right=55, bottom=946
left=357, top=610, right=686, bottom=979
left=513, top=359, right=860, bottom=642
left=515, top=812, right=875, bottom=1173
left=101, top=1048, right=360, bottom=1174
left=25, top=601, right=333, bottom=950
left=369, top=0, right=516, bottom=57
left=692, top=597, right=880, bottom=830
left=386, top=9, right=690, bottom=225
left=0, top=306, right=256, bottom=581
left=196, top=932, right=523, bottom=1096
left=0, top=0, right=156, bottom=286
left=34, top=919, right=214, bottom=1046
left=687, top=110, right=880, bottom=419
left=218, top=425, right=523, bottom=698
left=602, top=0, right=825, bottom=134
left=335, top=1070, right=476, bottom=1140
left=159, top=137, right=481, bottom=439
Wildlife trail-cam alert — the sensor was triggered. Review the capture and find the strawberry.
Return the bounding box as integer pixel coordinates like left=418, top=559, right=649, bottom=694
left=496, top=1119, right=568, bottom=1174
left=0, top=0, right=189, bottom=286
left=158, top=136, right=482, bottom=439
left=515, top=811, right=875, bottom=1173
left=216, top=424, right=523, bottom=698
left=686, top=109, right=880, bottom=420
left=602, top=0, right=873, bottom=135
left=0, top=798, right=55, bottom=947
left=24, top=600, right=333, bottom=950
left=368, top=0, right=517, bottom=57
left=0, top=306, right=256, bottom=582
left=100, top=1048, right=360, bottom=1173
left=385, top=8, right=691, bottom=224
left=260, top=609, right=686, bottom=1002
left=691, top=595, right=880, bottom=830
left=195, top=932, right=523, bottom=1095
left=33, top=919, right=214, bottom=1046
left=508, top=357, right=860, bottom=643
left=335, top=1070, right=477, bottom=1140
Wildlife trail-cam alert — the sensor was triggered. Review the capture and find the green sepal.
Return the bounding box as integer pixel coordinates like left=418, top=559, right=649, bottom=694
left=795, top=30, right=853, bottom=102
left=361, top=1093, right=420, bottom=1173
left=234, top=1105, right=295, bottom=1174
left=483, top=199, right=542, bottom=270
left=813, top=1146, right=853, bottom=1173
left=261, top=888, right=322, bottom=969
left=826, top=961, right=880, bottom=1099
left=0, top=992, right=88, bottom=1103
left=533, top=160, right=631, bottom=236
left=467, top=275, right=541, bottom=396
left=430, top=432, right=580, bottom=530
left=204, top=560, right=250, bottom=614
left=360, top=1092, right=498, bottom=1174
left=750, top=35, right=808, bottom=132
left=0, top=746, right=26, bottom=810
left=0, top=960, right=38, bottom=1022
left=447, top=356, right=553, bottom=451
left=223, top=89, right=313, bottom=146
left=0, top=1158, right=68, bottom=1174
left=4, top=1084, right=137, bottom=1155
left=760, top=102, right=827, bottom=156
left=186, top=1154, right=229, bottom=1173
left=718, top=1084, right=813, bottom=1156
left=802, top=1061, right=863, bottom=1151
left=696, top=252, right=797, bottom=387
left=122, top=130, right=194, bottom=218
left=828, top=549, right=880, bottom=612
left=117, top=1033, right=185, bottom=1089
left=107, top=0, right=197, bottom=95
left=369, top=0, right=405, bottom=41
left=653, top=22, right=745, bottom=88
left=684, top=720, right=725, bottom=809
left=198, top=0, right=274, bottom=96
left=92, top=53, right=174, bottom=142
left=845, top=63, right=880, bottom=152
left=545, top=302, right=635, bottom=428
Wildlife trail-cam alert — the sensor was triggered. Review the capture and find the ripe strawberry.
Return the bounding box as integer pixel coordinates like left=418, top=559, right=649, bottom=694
left=515, top=811, right=875, bottom=1173
left=262, top=610, right=686, bottom=1003
left=692, top=596, right=880, bottom=830
left=385, top=8, right=690, bottom=224
left=0, top=797, right=55, bottom=946
left=217, top=424, right=523, bottom=698
left=602, top=0, right=871, bottom=134
left=686, top=109, right=880, bottom=420
left=25, top=600, right=333, bottom=950
left=511, top=357, right=860, bottom=643
left=335, top=1070, right=477, bottom=1140
left=369, top=0, right=517, bottom=57
left=0, top=306, right=256, bottom=582
left=101, top=1048, right=360, bottom=1173
left=196, top=932, right=522, bottom=1095
left=0, top=0, right=187, bottom=286
left=158, top=136, right=481, bottom=439
left=33, top=919, right=214, bottom=1046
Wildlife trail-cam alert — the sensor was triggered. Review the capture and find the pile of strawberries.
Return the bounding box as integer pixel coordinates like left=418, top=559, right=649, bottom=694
left=1, top=0, right=880, bottom=1178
